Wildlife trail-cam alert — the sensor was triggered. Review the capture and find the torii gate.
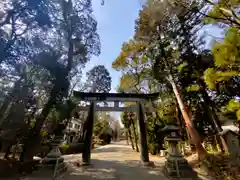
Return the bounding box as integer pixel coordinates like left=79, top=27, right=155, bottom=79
left=73, top=91, right=159, bottom=165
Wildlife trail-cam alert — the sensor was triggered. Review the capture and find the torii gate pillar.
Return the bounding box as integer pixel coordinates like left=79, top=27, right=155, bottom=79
left=138, top=102, right=150, bottom=164
left=82, top=101, right=95, bottom=165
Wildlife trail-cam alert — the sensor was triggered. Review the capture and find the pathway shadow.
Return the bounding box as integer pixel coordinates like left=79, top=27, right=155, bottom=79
left=64, top=159, right=168, bottom=180
left=64, top=158, right=203, bottom=180
left=92, top=147, right=132, bottom=154
left=21, top=158, right=204, bottom=180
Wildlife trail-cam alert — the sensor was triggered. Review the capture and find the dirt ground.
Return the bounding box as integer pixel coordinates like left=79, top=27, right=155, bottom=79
left=22, top=141, right=210, bottom=180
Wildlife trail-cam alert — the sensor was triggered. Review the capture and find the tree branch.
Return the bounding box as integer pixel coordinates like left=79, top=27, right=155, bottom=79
left=0, top=10, right=14, bottom=27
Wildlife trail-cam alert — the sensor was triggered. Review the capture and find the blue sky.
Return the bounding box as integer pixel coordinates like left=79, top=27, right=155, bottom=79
left=83, top=0, right=142, bottom=93
left=84, top=0, right=142, bottom=122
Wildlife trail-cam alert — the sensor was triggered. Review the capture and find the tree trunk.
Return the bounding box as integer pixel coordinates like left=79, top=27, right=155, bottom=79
left=0, top=78, right=22, bottom=126
left=12, top=144, right=17, bottom=159
left=126, top=129, right=129, bottom=145
left=20, top=92, right=56, bottom=162
left=216, top=135, right=228, bottom=152
left=198, top=79, right=222, bottom=130
left=131, top=120, right=139, bottom=152
left=138, top=102, right=150, bottom=162
left=82, top=101, right=95, bottom=164
left=198, top=79, right=227, bottom=152
left=128, top=128, right=135, bottom=150
left=238, top=121, right=240, bottom=146
left=176, top=100, right=185, bottom=139
left=4, top=143, right=12, bottom=159
left=168, top=74, right=207, bottom=160
left=211, top=135, right=218, bottom=152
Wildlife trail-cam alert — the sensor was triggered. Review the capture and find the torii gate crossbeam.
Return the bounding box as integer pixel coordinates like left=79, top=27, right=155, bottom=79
left=73, top=91, right=159, bottom=102
left=73, top=91, right=159, bottom=112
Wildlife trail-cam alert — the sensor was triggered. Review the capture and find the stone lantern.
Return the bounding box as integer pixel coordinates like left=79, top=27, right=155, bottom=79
left=162, top=124, right=197, bottom=179
left=42, top=123, right=65, bottom=166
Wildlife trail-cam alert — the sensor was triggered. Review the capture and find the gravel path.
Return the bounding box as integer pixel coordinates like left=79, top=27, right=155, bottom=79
left=22, top=141, right=212, bottom=180
left=63, top=141, right=168, bottom=180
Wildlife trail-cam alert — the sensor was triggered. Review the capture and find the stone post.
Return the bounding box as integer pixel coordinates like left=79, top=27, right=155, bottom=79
left=82, top=101, right=95, bottom=165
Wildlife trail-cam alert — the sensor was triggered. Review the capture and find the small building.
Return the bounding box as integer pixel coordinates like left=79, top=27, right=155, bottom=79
left=63, top=114, right=86, bottom=144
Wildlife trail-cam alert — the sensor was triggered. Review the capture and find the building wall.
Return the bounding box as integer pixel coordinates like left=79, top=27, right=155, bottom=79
left=67, top=118, right=82, bottom=132
left=64, top=116, right=86, bottom=143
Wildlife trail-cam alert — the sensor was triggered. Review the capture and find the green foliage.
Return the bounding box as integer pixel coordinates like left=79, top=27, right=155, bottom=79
left=204, top=15, right=240, bottom=122
left=60, top=143, right=70, bottom=154
left=204, top=0, right=240, bottom=27
left=237, top=109, right=240, bottom=120
left=85, top=65, right=112, bottom=93
left=119, top=74, right=137, bottom=92
left=0, top=0, right=102, bottom=162
left=114, top=0, right=211, bottom=155
left=112, top=39, right=152, bottom=93
left=222, top=99, right=240, bottom=120
left=186, top=84, right=200, bottom=92
left=212, top=27, right=240, bottom=68
left=41, top=129, right=48, bottom=137
left=121, top=112, right=130, bottom=129
left=93, top=112, right=111, bottom=138
left=30, top=119, right=36, bottom=128
left=227, top=99, right=240, bottom=112
left=156, top=95, right=176, bottom=123
left=112, top=40, right=147, bottom=71
left=204, top=68, right=218, bottom=90
left=177, top=62, right=188, bottom=73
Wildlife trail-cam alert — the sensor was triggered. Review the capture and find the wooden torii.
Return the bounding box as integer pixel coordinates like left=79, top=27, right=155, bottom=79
left=73, top=91, right=159, bottom=165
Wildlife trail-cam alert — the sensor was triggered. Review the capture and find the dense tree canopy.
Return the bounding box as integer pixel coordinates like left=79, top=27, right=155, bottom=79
left=112, top=0, right=240, bottom=161
left=0, top=0, right=102, bottom=162
left=85, top=65, right=112, bottom=93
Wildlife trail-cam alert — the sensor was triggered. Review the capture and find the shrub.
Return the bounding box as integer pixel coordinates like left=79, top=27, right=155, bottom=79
left=148, top=143, right=158, bottom=155
left=60, top=143, right=70, bottom=154
left=59, top=143, right=84, bottom=154
left=99, top=133, right=112, bottom=145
